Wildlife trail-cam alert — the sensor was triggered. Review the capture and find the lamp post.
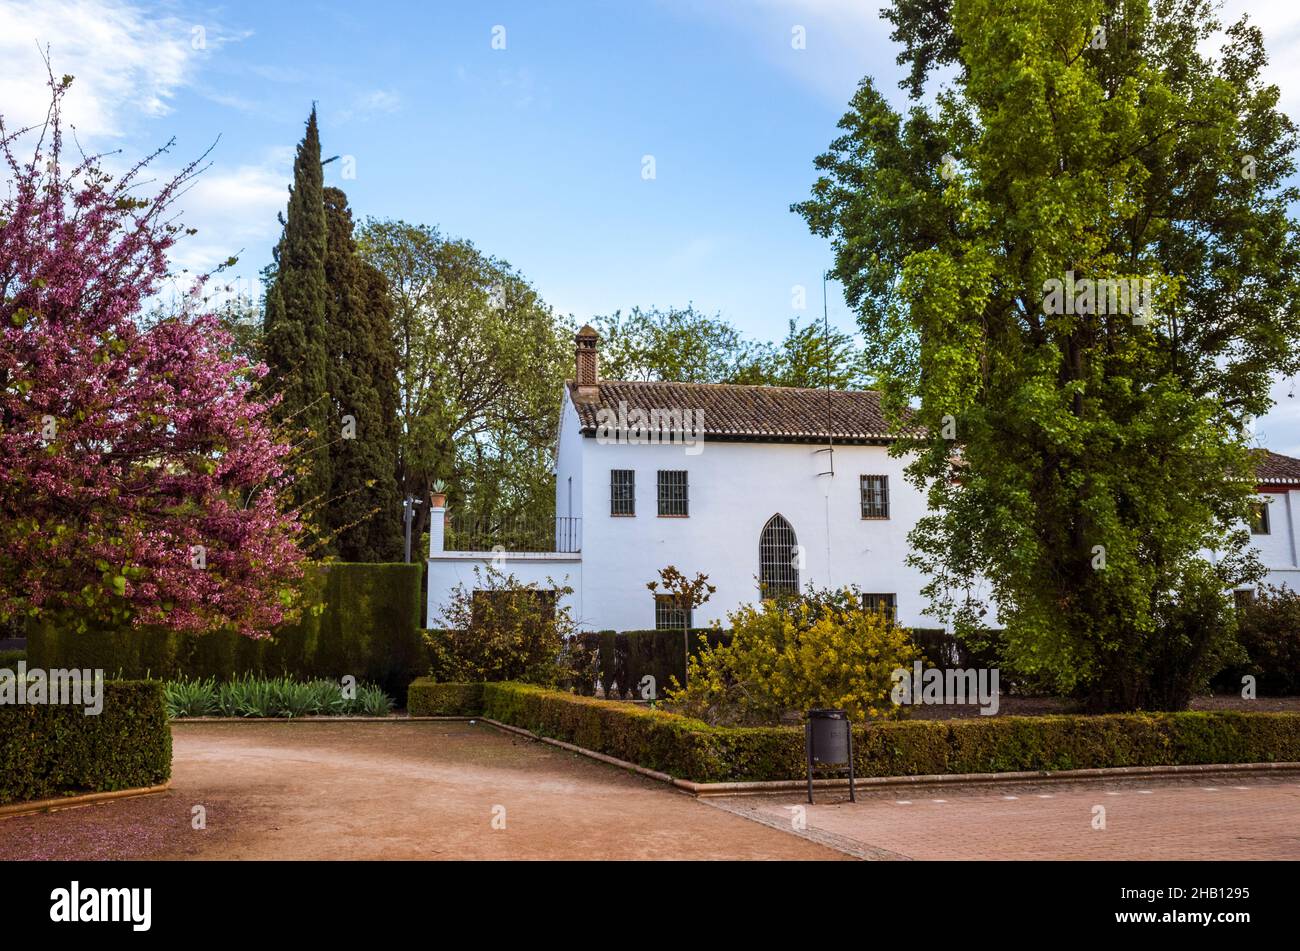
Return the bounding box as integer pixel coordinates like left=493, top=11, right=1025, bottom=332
left=402, top=495, right=423, bottom=563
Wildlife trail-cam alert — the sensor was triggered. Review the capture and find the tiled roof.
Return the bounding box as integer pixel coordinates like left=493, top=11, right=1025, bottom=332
left=567, top=380, right=912, bottom=443
left=1256, top=449, right=1300, bottom=484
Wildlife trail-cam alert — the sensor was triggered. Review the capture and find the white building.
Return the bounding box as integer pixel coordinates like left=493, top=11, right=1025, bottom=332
left=426, top=327, right=1300, bottom=630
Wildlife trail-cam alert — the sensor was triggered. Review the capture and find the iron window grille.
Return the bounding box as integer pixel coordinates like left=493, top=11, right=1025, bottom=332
left=862, top=592, right=897, bottom=622
left=759, top=513, right=800, bottom=598
left=658, top=470, right=689, bottom=516
left=610, top=469, right=635, bottom=516
left=654, top=594, right=693, bottom=631
left=860, top=475, right=890, bottom=518
left=1250, top=501, right=1271, bottom=535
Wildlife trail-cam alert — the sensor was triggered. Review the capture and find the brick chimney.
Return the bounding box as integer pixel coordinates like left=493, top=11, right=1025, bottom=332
left=574, top=324, right=600, bottom=402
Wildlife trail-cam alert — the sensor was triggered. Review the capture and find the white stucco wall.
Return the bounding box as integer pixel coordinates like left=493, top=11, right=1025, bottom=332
left=426, top=552, right=582, bottom=629
left=1246, top=488, right=1300, bottom=591
left=576, top=433, right=942, bottom=631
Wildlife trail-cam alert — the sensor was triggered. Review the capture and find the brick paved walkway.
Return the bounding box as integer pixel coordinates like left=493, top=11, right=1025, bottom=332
left=708, top=773, right=1300, bottom=859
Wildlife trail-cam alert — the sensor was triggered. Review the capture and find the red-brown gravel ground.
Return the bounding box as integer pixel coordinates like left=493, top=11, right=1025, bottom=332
left=0, top=721, right=845, bottom=861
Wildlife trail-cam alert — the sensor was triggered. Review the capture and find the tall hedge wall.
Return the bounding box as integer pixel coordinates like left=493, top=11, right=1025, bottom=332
left=27, top=563, right=424, bottom=700
left=0, top=680, right=172, bottom=805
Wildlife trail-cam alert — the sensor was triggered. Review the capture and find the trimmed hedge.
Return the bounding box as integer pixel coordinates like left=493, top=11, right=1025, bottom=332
left=407, top=679, right=484, bottom=717
left=449, top=682, right=1300, bottom=783
left=27, top=563, right=425, bottom=702
left=0, top=680, right=172, bottom=805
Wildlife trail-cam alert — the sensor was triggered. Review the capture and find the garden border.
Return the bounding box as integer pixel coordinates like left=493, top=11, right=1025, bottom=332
left=0, top=783, right=171, bottom=820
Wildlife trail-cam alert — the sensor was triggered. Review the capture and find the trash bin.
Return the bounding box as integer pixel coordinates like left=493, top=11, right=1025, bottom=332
left=805, top=708, right=856, bottom=803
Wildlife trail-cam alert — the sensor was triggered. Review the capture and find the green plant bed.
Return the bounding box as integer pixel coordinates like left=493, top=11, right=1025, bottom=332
left=163, top=675, right=395, bottom=719
left=406, top=679, right=484, bottom=717
left=474, top=683, right=1300, bottom=783
left=0, top=680, right=171, bottom=806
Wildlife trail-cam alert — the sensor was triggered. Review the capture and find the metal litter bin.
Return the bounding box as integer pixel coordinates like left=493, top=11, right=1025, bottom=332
left=805, top=708, right=856, bottom=803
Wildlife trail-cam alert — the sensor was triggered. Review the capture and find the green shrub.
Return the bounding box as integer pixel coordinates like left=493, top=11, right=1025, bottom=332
left=0, top=680, right=171, bottom=805
left=426, top=565, right=578, bottom=685
left=476, top=682, right=1300, bottom=783
left=27, top=562, right=425, bottom=701
left=407, top=679, right=484, bottom=716
left=0, top=648, right=26, bottom=668
left=669, top=591, right=921, bottom=725
left=1216, top=584, right=1300, bottom=695
left=163, top=677, right=217, bottom=718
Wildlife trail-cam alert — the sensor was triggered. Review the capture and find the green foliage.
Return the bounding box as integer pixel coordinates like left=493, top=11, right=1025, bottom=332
left=591, top=307, right=872, bottom=389
left=480, top=682, right=1300, bottom=783
left=322, top=187, right=403, bottom=561
left=427, top=565, right=577, bottom=685
left=28, top=562, right=425, bottom=701
left=1219, top=585, right=1300, bottom=695
left=356, top=220, right=570, bottom=543
left=406, top=679, right=484, bottom=716
left=163, top=673, right=394, bottom=718
left=264, top=106, right=332, bottom=531
left=669, top=589, right=921, bottom=725
left=0, top=680, right=171, bottom=805
left=0, top=649, right=25, bottom=668
left=795, top=0, right=1300, bottom=709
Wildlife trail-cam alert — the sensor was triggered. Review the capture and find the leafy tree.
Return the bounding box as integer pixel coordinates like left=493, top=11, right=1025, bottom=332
left=0, top=76, right=305, bottom=636
left=322, top=187, right=402, bottom=561
left=264, top=107, right=332, bottom=539
left=795, top=0, right=1300, bottom=709
left=592, top=305, right=769, bottom=383
left=764, top=318, right=873, bottom=390
left=356, top=220, right=569, bottom=542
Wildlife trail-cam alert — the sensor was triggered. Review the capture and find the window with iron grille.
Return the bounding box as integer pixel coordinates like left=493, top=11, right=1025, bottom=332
left=862, top=593, right=897, bottom=622
left=1250, top=501, right=1271, bottom=535
left=860, top=474, right=890, bottom=518
left=610, top=469, right=635, bottom=516
left=758, top=514, right=800, bottom=598
left=657, top=470, right=689, bottom=516
left=654, top=594, right=692, bottom=630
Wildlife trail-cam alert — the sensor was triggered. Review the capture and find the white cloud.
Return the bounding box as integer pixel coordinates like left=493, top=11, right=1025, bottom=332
left=0, top=0, right=218, bottom=138
left=165, top=149, right=291, bottom=279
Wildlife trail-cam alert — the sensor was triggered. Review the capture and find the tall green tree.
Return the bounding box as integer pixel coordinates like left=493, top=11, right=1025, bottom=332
left=592, top=306, right=768, bottom=383
left=264, top=107, right=331, bottom=543
left=796, top=0, right=1300, bottom=710
left=356, top=220, right=570, bottom=543
left=322, top=187, right=403, bottom=561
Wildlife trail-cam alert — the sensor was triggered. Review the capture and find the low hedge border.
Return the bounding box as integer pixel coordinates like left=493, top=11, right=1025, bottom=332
left=0, top=680, right=172, bottom=806
left=421, top=680, right=1300, bottom=783
left=407, top=679, right=484, bottom=717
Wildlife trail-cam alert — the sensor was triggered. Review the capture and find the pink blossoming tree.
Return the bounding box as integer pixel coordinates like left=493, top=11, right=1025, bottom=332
left=0, top=76, right=305, bottom=636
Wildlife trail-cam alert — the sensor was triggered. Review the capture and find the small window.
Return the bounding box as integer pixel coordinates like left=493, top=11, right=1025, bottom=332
left=610, top=469, right=635, bottom=516
left=654, top=594, right=692, bottom=630
left=861, top=475, right=890, bottom=519
left=1250, top=501, right=1271, bottom=535
left=1233, top=589, right=1257, bottom=611
left=658, top=470, right=689, bottom=516
left=863, top=593, right=897, bottom=622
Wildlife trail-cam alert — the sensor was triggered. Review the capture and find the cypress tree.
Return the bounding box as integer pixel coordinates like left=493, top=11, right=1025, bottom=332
left=322, top=186, right=403, bottom=561
left=263, top=107, right=332, bottom=546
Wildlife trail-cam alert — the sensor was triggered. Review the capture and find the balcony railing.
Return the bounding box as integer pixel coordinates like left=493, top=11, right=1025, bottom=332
left=444, top=514, right=582, bottom=554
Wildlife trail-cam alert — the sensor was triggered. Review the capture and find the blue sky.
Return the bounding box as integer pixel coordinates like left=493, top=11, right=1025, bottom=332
left=4, top=0, right=1300, bottom=451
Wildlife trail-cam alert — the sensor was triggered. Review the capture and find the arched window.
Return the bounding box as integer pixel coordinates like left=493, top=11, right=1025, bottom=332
left=759, top=514, right=800, bottom=598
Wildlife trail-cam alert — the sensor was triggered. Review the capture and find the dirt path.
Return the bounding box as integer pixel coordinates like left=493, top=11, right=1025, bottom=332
left=0, top=721, right=844, bottom=861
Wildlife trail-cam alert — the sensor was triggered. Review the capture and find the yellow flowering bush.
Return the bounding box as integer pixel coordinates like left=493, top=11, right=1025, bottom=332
left=667, top=589, right=921, bottom=725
